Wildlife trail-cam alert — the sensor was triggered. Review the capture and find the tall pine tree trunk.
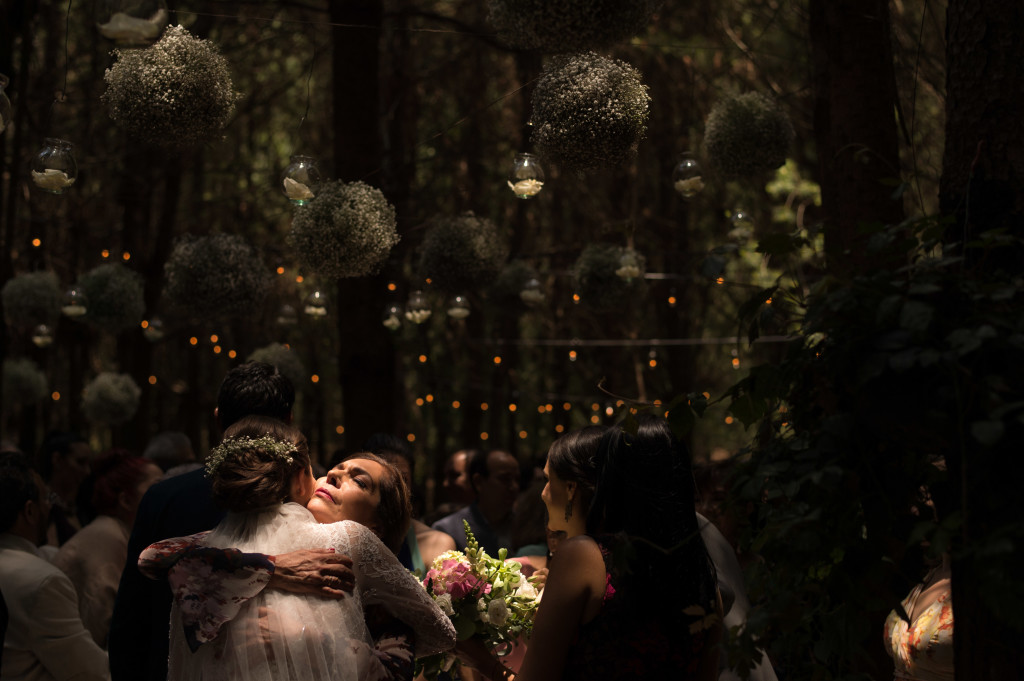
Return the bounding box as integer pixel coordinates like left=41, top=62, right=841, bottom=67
left=810, top=0, right=904, bottom=275
left=940, top=2, right=1024, bottom=678
left=331, top=0, right=396, bottom=449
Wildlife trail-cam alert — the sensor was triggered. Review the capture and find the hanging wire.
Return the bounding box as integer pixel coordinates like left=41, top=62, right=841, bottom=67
left=297, top=45, right=316, bottom=135
left=48, top=0, right=74, bottom=129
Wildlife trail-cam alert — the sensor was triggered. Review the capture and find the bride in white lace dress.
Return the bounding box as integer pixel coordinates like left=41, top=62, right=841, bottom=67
left=150, top=416, right=455, bottom=681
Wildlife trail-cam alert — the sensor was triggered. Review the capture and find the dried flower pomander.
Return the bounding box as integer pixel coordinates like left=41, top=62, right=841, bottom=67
left=2, top=357, right=49, bottom=409
left=163, top=233, right=271, bottom=320
left=531, top=53, right=650, bottom=173
left=704, top=92, right=794, bottom=178
left=102, top=25, right=240, bottom=147
left=1, top=271, right=61, bottom=330
left=289, top=180, right=399, bottom=279
left=488, top=0, right=659, bottom=53
left=77, top=263, right=146, bottom=332
left=574, top=244, right=646, bottom=312
left=417, top=212, right=509, bottom=295
left=82, top=372, right=142, bottom=425
left=248, top=343, right=306, bottom=391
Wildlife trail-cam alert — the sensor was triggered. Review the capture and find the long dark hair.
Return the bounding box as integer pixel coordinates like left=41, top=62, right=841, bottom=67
left=588, top=415, right=718, bottom=613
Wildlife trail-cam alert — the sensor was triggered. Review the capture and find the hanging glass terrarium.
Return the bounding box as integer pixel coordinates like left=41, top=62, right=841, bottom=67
left=615, top=250, right=643, bottom=282
left=404, top=290, right=432, bottom=324
left=304, top=290, right=328, bottom=317
left=96, top=0, right=169, bottom=46
left=507, top=153, right=545, bottom=199
left=446, top=294, right=471, bottom=319
left=61, top=287, right=88, bottom=318
left=275, top=303, right=298, bottom=327
left=0, top=73, right=12, bottom=136
left=31, top=324, right=54, bottom=348
left=671, top=152, right=704, bottom=200
left=519, top=278, right=545, bottom=307
left=30, top=138, right=77, bottom=194
left=382, top=303, right=403, bottom=331
left=281, top=155, right=321, bottom=205
left=143, top=317, right=165, bottom=342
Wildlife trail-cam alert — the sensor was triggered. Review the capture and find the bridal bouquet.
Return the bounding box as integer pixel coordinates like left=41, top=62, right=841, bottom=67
left=417, top=521, right=541, bottom=679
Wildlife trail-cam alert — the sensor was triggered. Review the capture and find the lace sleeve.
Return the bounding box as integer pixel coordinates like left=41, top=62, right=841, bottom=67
left=325, top=521, right=457, bottom=657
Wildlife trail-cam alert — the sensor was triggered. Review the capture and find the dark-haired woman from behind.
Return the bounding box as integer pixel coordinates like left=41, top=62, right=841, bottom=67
left=471, top=418, right=722, bottom=681
left=53, top=450, right=163, bottom=647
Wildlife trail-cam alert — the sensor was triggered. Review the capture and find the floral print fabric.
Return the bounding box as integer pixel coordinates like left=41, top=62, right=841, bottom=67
left=884, top=579, right=954, bottom=681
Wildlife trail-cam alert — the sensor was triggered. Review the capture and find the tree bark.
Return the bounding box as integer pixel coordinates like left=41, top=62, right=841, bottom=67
left=331, top=0, right=395, bottom=449
left=941, top=2, right=1024, bottom=679
left=810, top=0, right=904, bottom=275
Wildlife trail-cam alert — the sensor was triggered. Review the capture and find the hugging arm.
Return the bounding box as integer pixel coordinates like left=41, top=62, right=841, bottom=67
left=140, top=534, right=354, bottom=648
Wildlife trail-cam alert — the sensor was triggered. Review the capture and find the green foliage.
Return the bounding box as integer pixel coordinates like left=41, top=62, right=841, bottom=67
left=1, top=271, right=61, bottom=329
left=721, top=219, right=1024, bottom=678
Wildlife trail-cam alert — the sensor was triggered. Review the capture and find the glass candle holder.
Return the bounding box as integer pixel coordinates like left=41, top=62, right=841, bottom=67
left=507, top=153, right=545, bottom=199
left=281, top=155, right=321, bottom=205
left=0, top=73, right=12, bottom=136
left=382, top=303, right=403, bottom=331
left=276, top=304, right=299, bottom=327
left=304, top=291, right=328, bottom=318
left=96, top=0, right=169, bottom=47
left=404, top=290, right=432, bottom=324
left=31, top=324, right=54, bottom=348
left=30, top=138, right=77, bottom=194
left=671, top=152, right=704, bottom=200
left=61, top=287, right=88, bottom=318
left=519, top=278, right=545, bottom=307
left=446, top=294, right=471, bottom=319
left=143, top=317, right=165, bottom=342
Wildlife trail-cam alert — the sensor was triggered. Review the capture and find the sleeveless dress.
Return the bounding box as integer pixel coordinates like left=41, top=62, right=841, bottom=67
left=562, top=538, right=717, bottom=681
left=883, top=571, right=954, bottom=681
left=145, top=503, right=455, bottom=681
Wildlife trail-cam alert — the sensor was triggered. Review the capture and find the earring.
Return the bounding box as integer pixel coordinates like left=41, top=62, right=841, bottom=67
left=564, top=500, right=573, bottom=522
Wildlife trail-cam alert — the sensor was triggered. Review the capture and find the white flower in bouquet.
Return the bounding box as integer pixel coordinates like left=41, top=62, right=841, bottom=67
left=416, top=522, right=542, bottom=680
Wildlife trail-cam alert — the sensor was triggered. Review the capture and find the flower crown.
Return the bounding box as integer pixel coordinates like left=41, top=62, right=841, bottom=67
left=205, top=435, right=296, bottom=478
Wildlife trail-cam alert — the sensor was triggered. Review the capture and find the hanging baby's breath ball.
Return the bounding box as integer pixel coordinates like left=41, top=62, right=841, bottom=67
left=102, top=25, right=240, bottom=147
left=574, top=244, right=646, bottom=312
left=289, top=180, right=399, bottom=279
left=417, top=212, right=508, bottom=295
left=704, top=92, right=794, bottom=178
left=1, top=357, right=49, bottom=409
left=1, top=271, right=61, bottom=330
left=531, top=53, right=650, bottom=173
left=488, top=0, right=659, bottom=53
left=163, top=233, right=270, bottom=320
left=248, top=343, right=306, bottom=390
left=82, top=372, right=141, bottom=425
left=77, top=263, right=146, bottom=332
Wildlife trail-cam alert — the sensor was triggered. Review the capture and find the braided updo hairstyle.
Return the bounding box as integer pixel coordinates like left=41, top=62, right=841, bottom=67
left=208, top=415, right=311, bottom=512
